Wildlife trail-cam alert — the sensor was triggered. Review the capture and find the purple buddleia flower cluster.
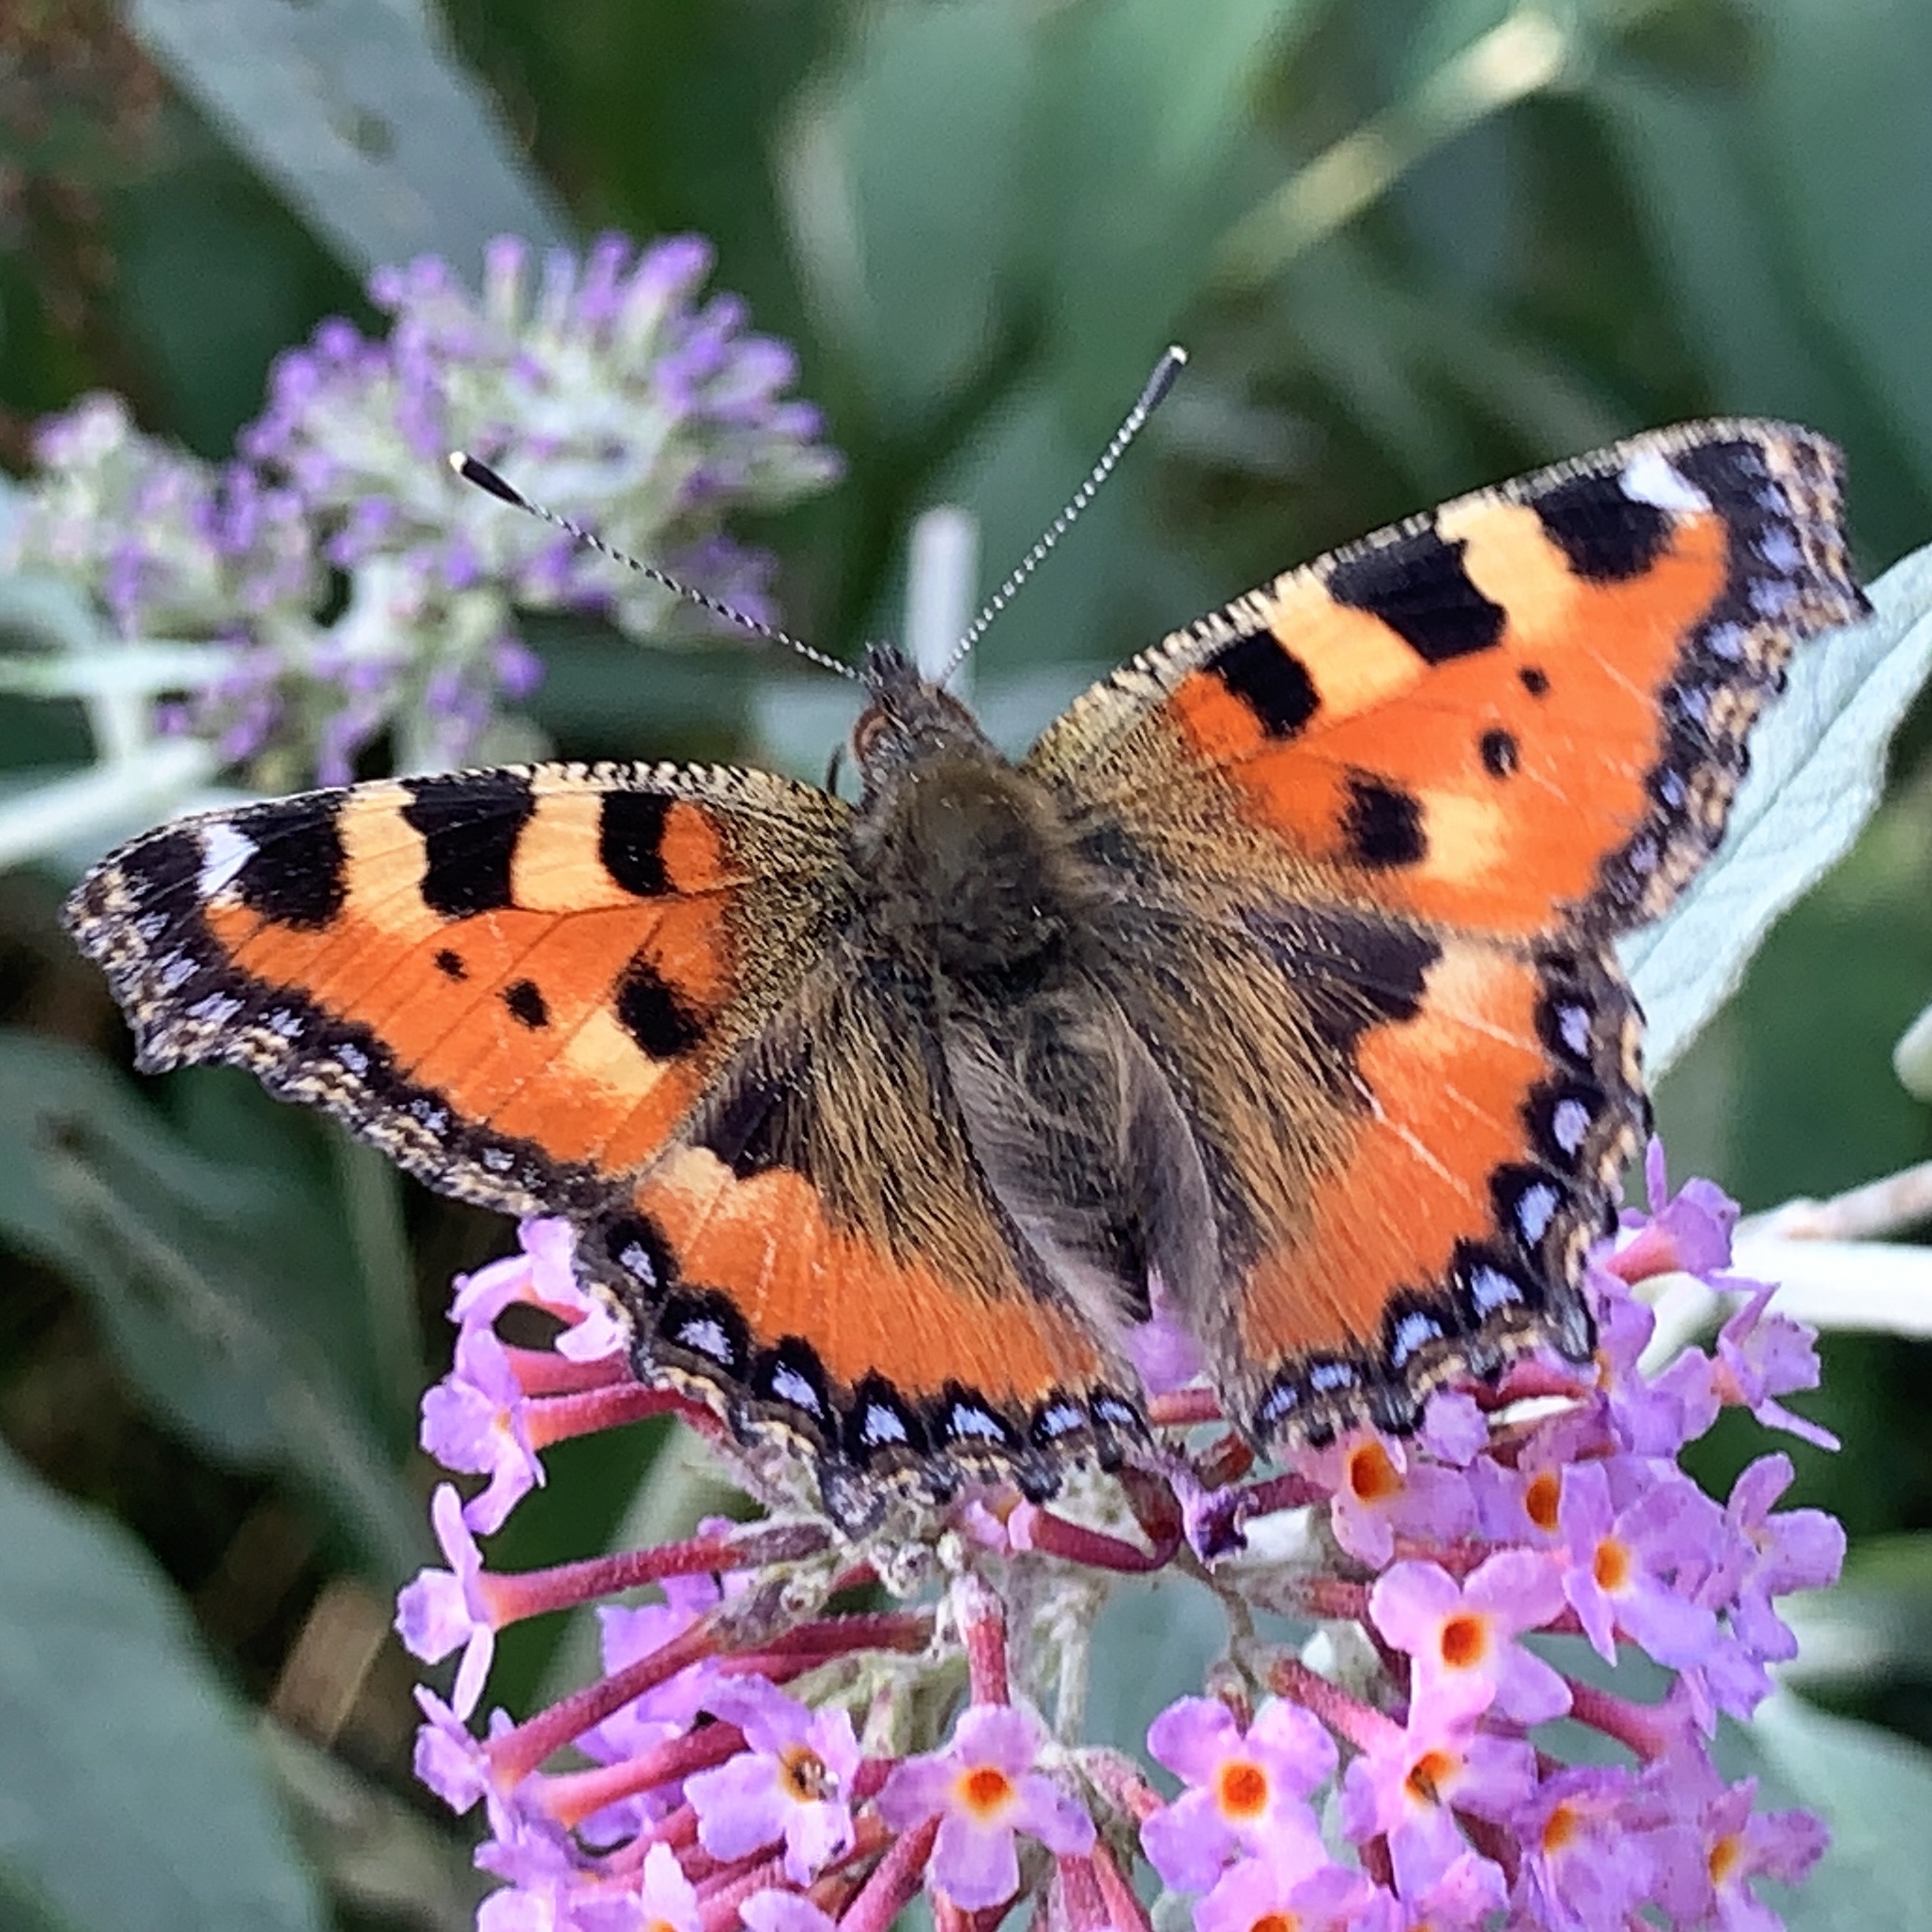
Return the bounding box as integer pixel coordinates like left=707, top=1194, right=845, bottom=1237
left=396, top=1145, right=1845, bottom=1931
left=6, top=234, right=839, bottom=785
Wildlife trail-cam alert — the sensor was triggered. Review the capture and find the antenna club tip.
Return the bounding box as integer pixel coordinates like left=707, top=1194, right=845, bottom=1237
left=1165, top=344, right=1189, bottom=364
left=450, top=451, right=526, bottom=507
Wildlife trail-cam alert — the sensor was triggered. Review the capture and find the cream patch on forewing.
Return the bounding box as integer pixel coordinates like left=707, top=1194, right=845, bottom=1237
left=197, top=821, right=256, bottom=899
left=559, top=1004, right=671, bottom=1087
left=512, top=789, right=620, bottom=913
left=336, top=781, right=442, bottom=941
left=1620, top=448, right=1710, bottom=514
left=1420, top=789, right=1511, bottom=884
left=1275, top=583, right=1424, bottom=716
left=1438, top=499, right=1581, bottom=644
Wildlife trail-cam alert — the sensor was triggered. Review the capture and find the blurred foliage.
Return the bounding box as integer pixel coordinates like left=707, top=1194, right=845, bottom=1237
left=3, top=0, right=1932, bottom=1926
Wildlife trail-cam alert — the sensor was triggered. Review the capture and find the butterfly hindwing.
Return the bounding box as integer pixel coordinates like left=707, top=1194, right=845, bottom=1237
left=585, top=957, right=1129, bottom=1502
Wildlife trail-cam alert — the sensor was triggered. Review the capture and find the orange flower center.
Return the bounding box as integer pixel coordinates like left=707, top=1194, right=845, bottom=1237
left=958, top=1763, right=1017, bottom=1820
left=1593, top=1538, right=1632, bottom=1593
left=1708, top=1833, right=1742, bottom=1886
left=1439, top=1612, right=1489, bottom=1670
left=1542, top=1801, right=1581, bottom=1854
left=1217, top=1758, right=1270, bottom=1819
left=1253, top=1915, right=1298, bottom=1932
left=778, top=1742, right=831, bottom=1804
left=1405, top=1749, right=1456, bottom=1806
left=1524, top=1470, right=1561, bottom=1532
left=1348, top=1441, right=1402, bottom=1503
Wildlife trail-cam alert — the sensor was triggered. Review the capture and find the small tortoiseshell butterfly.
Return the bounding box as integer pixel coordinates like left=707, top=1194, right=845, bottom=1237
left=65, top=420, right=1863, bottom=1524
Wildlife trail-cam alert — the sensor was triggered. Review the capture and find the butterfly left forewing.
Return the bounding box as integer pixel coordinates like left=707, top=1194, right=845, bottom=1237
left=64, top=762, right=853, bottom=1218
left=1035, top=421, right=1863, bottom=1446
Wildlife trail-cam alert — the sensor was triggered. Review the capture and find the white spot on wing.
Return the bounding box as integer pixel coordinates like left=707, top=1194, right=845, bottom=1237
left=1559, top=1005, right=1592, bottom=1057
left=197, top=823, right=256, bottom=899
left=948, top=1403, right=1007, bottom=1443
left=1620, top=449, right=1708, bottom=515
left=1469, top=1265, right=1522, bottom=1314
left=767, top=1364, right=823, bottom=1414
left=861, top=1402, right=909, bottom=1446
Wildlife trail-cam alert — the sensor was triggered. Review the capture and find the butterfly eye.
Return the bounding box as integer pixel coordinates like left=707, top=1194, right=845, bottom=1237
left=852, top=704, right=890, bottom=766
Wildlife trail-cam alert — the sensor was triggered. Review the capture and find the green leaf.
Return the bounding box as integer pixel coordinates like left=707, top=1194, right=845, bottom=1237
left=1754, top=0, right=1932, bottom=502
left=0, top=1442, right=325, bottom=1932
left=122, top=0, right=566, bottom=285
left=1780, top=1533, right=1932, bottom=1692
left=1588, top=63, right=1849, bottom=430
left=1622, top=538, right=1932, bottom=1075
left=788, top=0, right=1032, bottom=417
left=0, top=1032, right=425, bottom=1580
left=1729, top=1692, right=1932, bottom=1932
left=1032, top=0, right=1307, bottom=419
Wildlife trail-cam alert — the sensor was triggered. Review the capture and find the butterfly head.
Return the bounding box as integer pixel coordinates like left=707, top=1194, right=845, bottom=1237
left=851, top=642, right=996, bottom=798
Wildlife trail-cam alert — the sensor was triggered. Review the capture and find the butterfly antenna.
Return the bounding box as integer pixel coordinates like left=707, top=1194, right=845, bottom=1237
left=447, top=452, right=860, bottom=683
left=938, top=344, right=1188, bottom=685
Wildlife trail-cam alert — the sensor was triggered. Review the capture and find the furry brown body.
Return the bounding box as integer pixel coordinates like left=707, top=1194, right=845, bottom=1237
left=845, top=645, right=1223, bottom=1389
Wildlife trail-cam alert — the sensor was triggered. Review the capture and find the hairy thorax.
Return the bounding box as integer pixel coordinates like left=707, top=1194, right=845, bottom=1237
left=850, top=752, right=1102, bottom=983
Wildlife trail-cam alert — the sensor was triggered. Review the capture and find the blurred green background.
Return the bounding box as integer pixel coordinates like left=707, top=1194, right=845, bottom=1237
left=3, top=1, right=1932, bottom=1927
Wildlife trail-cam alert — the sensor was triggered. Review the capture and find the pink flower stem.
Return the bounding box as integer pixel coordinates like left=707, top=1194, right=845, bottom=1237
left=839, top=1814, right=940, bottom=1932
left=1360, top=1832, right=1395, bottom=1892
left=1565, top=1677, right=1675, bottom=1760
left=1387, top=1537, right=1493, bottom=1575
left=1191, top=1431, right=1256, bottom=1490
left=1291, top=1576, right=1371, bottom=1622
left=1055, top=1854, right=1114, bottom=1930
left=601, top=1802, right=698, bottom=1875
left=696, top=1847, right=792, bottom=1920
left=525, top=1382, right=722, bottom=1449
left=1011, top=1502, right=1178, bottom=1573
left=1080, top=1746, right=1166, bottom=1823
left=1090, top=1842, right=1155, bottom=1930
left=502, top=1344, right=632, bottom=1395
left=957, top=1572, right=1011, bottom=1704
left=1476, top=1360, right=1594, bottom=1407
left=486, top=1615, right=721, bottom=1784
left=475, top=1521, right=830, bottom=1627
left=1231, top=1470, right=1329, bottom=1517
left=750, top=1610, right=933, bottom=1661
left=1147, top=1387, right=1224, bottom=1427
left=1461, top=1809, right=1521, bottom=1885
left=536, top=1721, right=748, bottom=1829
left=1606, top=1222, right=1677, bottom=1282
left=1266, top=1653, right=1403, bottom=1754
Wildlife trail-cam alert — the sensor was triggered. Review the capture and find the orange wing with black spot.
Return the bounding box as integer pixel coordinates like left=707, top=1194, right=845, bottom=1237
left=64, top=760, right=1127, bottom=1507
left=1028, top=421, right=1864, bottom=1443
left=66, top=763, right=847, bottom=1213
